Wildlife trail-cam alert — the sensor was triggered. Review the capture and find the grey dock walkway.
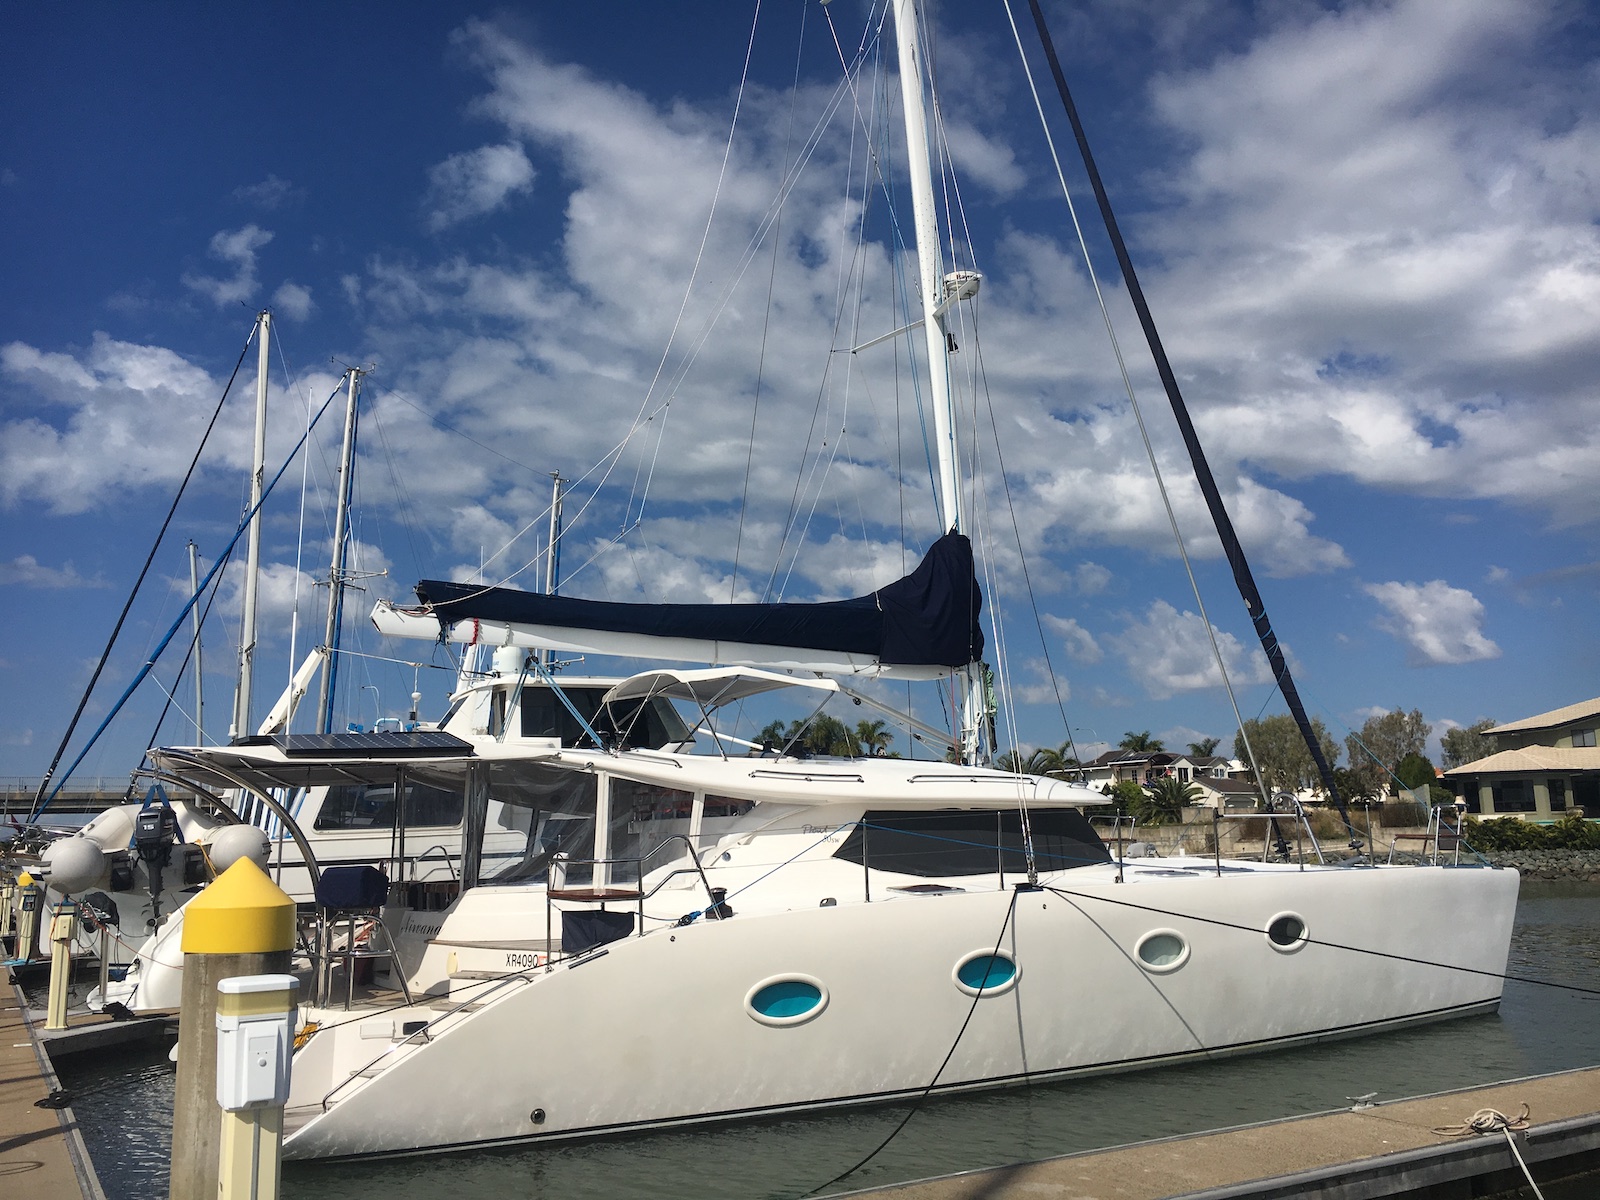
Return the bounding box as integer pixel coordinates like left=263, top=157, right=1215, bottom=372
left=838, top=1067, right=1600, bottom=1199
left=2, top=965, right=108, bottom=1200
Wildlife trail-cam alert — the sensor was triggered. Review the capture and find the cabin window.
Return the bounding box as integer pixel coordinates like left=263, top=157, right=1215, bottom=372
left=478, top=762, right=599, bottom=884
left=519, top=687, right=691, bottom=750
left=953, top=951, right=1019, bottom=997
left=745, top=976, right=828, bottom=1027
left=314, top=780, right=463, bottom=831
left=1266, top=912, right=1308, bottom=952
left=609, top=778, right=695, bottom=867
left=831, top=809, right=1109, bottom=877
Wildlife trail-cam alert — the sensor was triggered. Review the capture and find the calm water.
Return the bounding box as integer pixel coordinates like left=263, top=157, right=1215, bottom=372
left=58, top=881, right=1600, bottom=1200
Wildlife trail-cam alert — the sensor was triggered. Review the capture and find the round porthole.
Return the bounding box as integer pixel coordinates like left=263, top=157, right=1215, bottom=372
left=745, top=975, right=828, bottom=1027
left=953, top=950, right=1020, bottom=997
left=1266, top=912, right=1308, bottom=953
left=1135, top=929, right=1189, bottom=973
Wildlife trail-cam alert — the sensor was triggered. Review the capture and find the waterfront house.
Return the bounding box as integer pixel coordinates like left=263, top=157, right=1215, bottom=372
left=1443, top=696, right=1600, bottom=820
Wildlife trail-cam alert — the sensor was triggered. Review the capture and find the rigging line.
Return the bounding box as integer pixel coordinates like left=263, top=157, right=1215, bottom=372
left=29, top=321, right=257, bottom=820
left=622, top=0, right=766, bottom=530
left=1042, top=883, right=1598, bottom=996
left=35, top=380, right=346, bottom=816
left=827, top=4, right=943, bottom=514
left=969, top=309, right=1080, bottom=767
left=732, top=0, right=811, bottom=602
left=135, top=544, right=234, bottom=769
left=998, top=0, right=1271, bottom=808
left=801, top=887, right=1024, bottom=1197
left=378, top=386, right=552, bottom=479
left=1019, top=0, right=1352, bottom=837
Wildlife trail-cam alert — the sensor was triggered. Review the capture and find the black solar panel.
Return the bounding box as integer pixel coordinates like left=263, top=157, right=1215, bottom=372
left=232, top=730, right=475, bottom=758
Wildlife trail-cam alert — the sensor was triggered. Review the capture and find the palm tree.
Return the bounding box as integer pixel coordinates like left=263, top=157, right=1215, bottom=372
left=1135, top=775, right=1199, bottom=825
left=854, top=718, right=893, bottom=757
left=1119, top=730, right=1165, bottom=753
left=1187, top=736, right=1220, bottom=758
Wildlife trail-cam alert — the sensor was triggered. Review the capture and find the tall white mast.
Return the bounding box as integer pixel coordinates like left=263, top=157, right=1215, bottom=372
left=317, top=366, right=362, bottom=733
left=231, top=310, right=270, bottom=740
left=893, top=0, right=987, bottom=763
left=893, top=0, right=962, bottom=537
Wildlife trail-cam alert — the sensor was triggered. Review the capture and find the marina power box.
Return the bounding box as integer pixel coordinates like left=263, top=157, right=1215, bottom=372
left=215, top=975, right=298, bottom=1111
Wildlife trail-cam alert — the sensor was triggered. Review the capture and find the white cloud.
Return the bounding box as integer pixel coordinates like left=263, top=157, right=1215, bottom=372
left=1007, top=657, right=1072, bottom=706
left=1363, top=579, right=1501, bottom=666
left=0, top=555, right=105, bottom=588
left=423, top=142, right=536, bottom=231
left=182, top=225, right=273, bottom=307
left=1044, top=614, right=1102, bottom=664
left=1108, top=600, right=1272, bottom=700
left=233, top=175, right=302, bottom=210
left=273, top=281, right=314, bottom=321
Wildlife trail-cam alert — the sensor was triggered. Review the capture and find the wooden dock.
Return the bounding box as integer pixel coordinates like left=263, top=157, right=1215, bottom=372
left=2, top=965, right=109, bottom=1200
left=837, top=1067, right=1600, bottom=1199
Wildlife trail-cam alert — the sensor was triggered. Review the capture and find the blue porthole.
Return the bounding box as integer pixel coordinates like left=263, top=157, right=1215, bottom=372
left=953, top=950, right=1020, bottom=997
left=745, top=975, right=828, bottom=1027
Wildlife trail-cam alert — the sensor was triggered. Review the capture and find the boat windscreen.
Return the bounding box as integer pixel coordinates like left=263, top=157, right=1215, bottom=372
left=832, top=809, right=1110, bottom=877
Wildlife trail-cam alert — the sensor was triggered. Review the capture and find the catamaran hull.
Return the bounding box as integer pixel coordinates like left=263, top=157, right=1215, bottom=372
left=283, top=863, right=1518, bottom=1159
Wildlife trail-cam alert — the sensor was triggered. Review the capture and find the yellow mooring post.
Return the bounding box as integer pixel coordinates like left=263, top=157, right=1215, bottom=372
left=44, top=897, right=78, bottom=1029
left=216, top=975, right=298, bottom=1200
left=169, top=858, right=295, bottom=1200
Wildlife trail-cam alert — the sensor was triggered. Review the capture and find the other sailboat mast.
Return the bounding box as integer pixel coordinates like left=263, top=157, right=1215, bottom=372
left=317, top=366, right=363, bottom=733
left=230, top=310, right=271, bottom=740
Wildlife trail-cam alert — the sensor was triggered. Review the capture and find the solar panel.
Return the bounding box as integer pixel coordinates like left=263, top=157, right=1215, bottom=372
left=247, top=731, right=475, bottom=759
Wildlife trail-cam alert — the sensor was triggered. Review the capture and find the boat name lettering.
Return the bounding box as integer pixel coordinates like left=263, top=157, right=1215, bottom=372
left=404, top=919, right=445, bottom=937
left=506, top=951, right=544, bottom=969
left=801, top=824, right=844, bottom=840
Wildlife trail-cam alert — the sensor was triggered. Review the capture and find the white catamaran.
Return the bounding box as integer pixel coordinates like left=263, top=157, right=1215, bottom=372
left=141, top=0, right=1517, bottom=1162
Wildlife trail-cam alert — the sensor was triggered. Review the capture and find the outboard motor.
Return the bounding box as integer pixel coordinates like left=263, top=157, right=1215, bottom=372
left=133, top=798, right=181, bottom=926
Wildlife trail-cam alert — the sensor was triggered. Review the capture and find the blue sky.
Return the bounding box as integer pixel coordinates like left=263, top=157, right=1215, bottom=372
left=3, top=0, right=1598, bottom=790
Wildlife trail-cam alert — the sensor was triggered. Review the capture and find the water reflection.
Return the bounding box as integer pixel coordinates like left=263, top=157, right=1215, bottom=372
left=58, top=882, right=1600, bottom=1200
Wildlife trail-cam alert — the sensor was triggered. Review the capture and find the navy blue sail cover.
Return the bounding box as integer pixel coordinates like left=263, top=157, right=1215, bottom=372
left=414, top=532, right=984, bottom=668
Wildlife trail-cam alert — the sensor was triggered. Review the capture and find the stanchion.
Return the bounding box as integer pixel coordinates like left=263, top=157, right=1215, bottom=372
left=45, top=897, right=78, bottom=1029
left=216, top=975, right=297, bottom=1200
left=169, top=858, right=295, bottom=1200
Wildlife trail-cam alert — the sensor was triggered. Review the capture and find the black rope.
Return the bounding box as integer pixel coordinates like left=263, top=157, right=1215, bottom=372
left=801, top=885, right=1025, bottom=1197
left=1022, top=0, right=1354, bottom=838
left=30, top=321, right=258, bottom=819
left=1043, top=884, right=1600, bottom=996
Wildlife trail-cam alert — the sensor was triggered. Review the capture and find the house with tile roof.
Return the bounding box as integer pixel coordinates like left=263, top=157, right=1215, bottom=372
left=1442, top=695, right=1600, bottom=820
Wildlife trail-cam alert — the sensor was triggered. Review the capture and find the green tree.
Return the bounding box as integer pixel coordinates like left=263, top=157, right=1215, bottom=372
left=1331, top=767, right=1379, bottom=806
left=1102, top=779, right=1145, bottom=817
left=1394, top=752, right=1438, bottom=792
left=1187, top=736, right=1220, bottom=757
left=1345, top=708, right=1431, bottom=797
left=1235, top=714, right=1339, bottom=795
left=854, top=718, right=893, bottom=757
left=1440, top=719, right=1496, bottom=769
left=1119, top=730, right=1165, bottom=752
left=1135, top=776, right=1199, bottom=825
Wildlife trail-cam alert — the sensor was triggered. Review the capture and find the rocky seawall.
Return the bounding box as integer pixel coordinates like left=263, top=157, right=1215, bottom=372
left=1481, top=850, right=1600, bottom=883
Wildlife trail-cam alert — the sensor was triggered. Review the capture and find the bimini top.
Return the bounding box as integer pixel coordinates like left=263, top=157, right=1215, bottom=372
left=372, top=533, right=984, bottom=680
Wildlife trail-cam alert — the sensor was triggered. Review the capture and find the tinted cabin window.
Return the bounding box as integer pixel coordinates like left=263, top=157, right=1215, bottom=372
left=832, top=809, right=1109, bottom=877
left=315, top=781, right=464, bottom=831
left=519, top=688, right=689, bottom=749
